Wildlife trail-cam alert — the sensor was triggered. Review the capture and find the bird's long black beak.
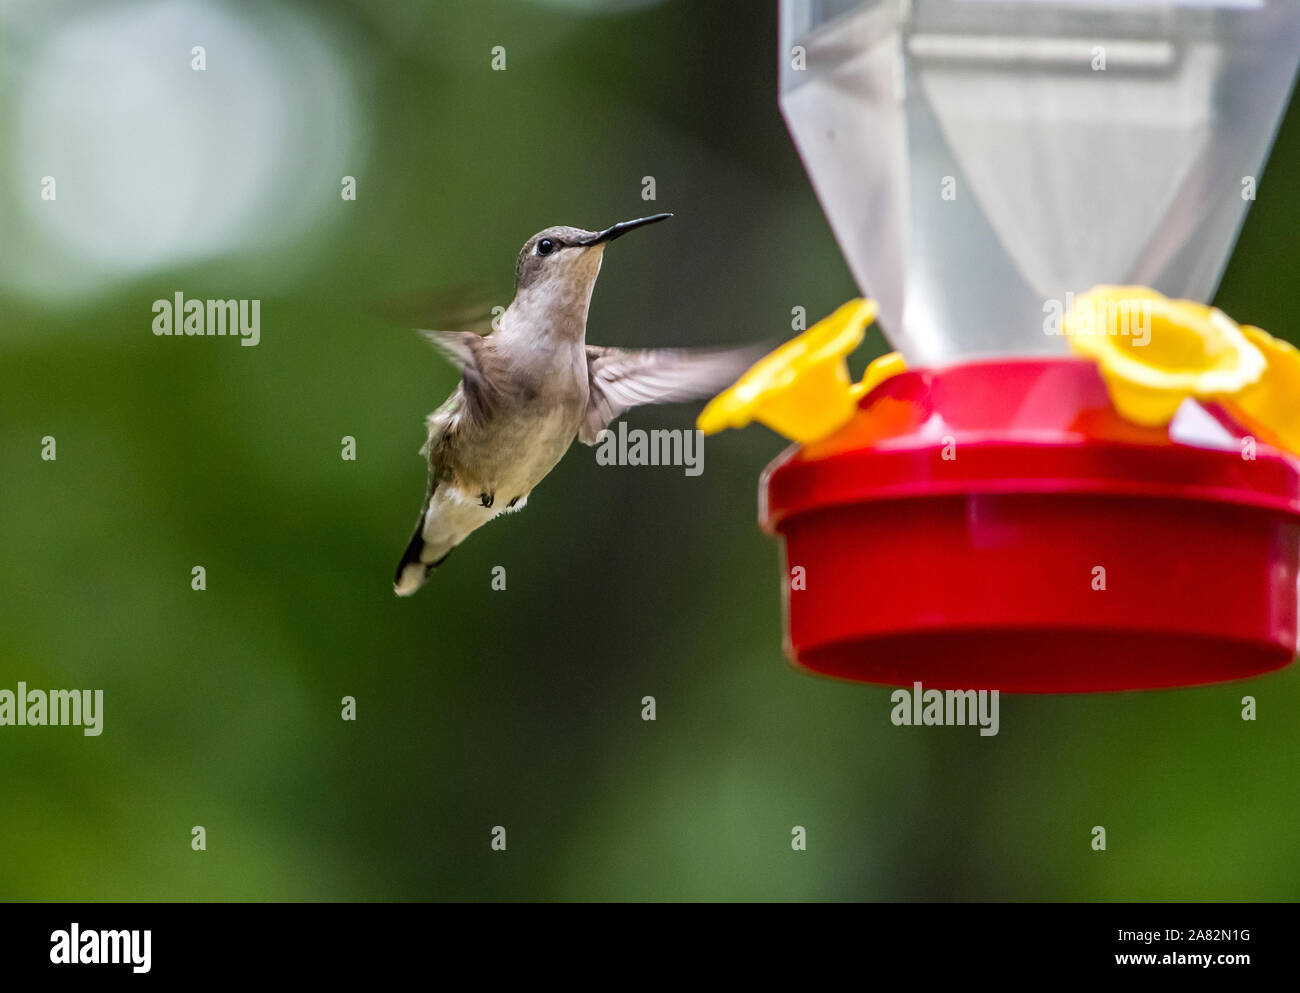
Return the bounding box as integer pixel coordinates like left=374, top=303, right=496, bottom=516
left=579, top=213, right=673, bottom=246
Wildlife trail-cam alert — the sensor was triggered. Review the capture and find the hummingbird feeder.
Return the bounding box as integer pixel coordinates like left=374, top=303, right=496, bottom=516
left=701, top=0, right=1300, bottom=692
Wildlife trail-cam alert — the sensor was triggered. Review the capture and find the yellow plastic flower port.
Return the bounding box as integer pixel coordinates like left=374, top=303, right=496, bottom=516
left=852, top=350, right=908, bottom=402
left=1064, top=285, right=1266, bottom=427
left=1220, top=325, right=1300, bottom=457
left=697, top=298, right=898, bottom=444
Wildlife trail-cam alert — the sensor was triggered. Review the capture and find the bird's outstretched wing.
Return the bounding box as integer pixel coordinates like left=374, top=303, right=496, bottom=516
left=579, top=343, right=764, bottom=444
left=379, top=282, right=498, bottom=335
left=418, top=328, right=482, bottom=372
left=417, top=330, right=516, bottom=429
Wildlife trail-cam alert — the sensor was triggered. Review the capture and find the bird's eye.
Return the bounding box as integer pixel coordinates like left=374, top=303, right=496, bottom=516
left=535, top=238, right=556, bottom=257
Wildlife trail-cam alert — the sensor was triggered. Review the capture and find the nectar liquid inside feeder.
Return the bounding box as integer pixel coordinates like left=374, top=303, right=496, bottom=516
left=755, top=0, right=1300, bottom=692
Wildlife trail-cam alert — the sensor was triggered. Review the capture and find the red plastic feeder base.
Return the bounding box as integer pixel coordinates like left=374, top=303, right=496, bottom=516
left=760, top=359, right=1300, bottom=693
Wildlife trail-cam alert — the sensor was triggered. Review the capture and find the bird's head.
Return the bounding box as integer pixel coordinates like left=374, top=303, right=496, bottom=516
left=511, top=213, right=672, bottom=320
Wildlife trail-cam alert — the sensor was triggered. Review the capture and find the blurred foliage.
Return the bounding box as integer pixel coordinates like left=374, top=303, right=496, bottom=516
left=0, top=0, right=1297, bottom=901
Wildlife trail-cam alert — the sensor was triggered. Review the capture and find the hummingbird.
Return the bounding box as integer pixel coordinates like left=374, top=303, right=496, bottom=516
left=393, top=213, right=761, bottom=596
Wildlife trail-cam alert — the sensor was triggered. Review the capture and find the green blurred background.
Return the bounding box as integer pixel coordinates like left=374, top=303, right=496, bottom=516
left=1, top=0, right=1298, bottom=901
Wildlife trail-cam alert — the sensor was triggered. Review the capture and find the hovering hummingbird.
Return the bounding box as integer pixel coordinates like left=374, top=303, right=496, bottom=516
left=393, top=213, right=760, bottom=596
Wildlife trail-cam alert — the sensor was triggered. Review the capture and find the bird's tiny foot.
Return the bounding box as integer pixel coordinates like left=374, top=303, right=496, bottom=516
left=507, top=495, right=521, bottom=508
left=480, top=491, right=494, bottom=508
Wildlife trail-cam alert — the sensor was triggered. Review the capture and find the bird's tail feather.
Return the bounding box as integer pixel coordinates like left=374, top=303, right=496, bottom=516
left=393, top=513, right=454, bottom=596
